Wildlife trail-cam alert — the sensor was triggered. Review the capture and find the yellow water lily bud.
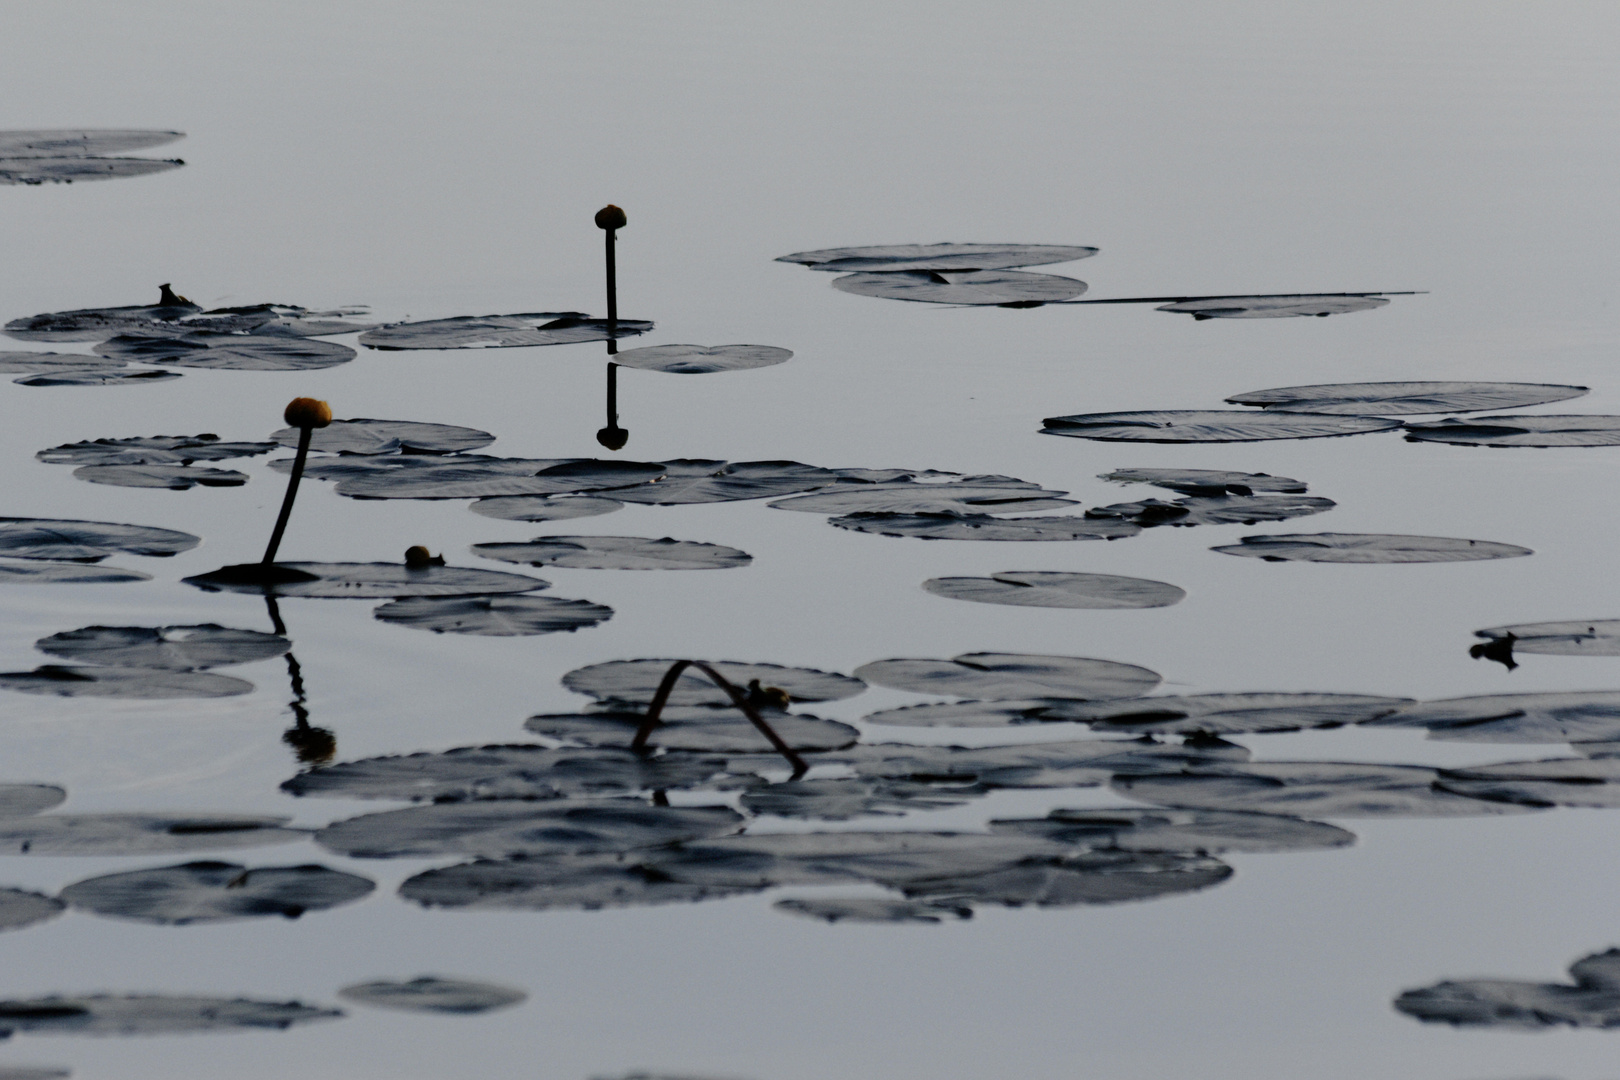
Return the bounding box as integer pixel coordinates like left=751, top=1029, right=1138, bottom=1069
left=594, top=204, right=627, bottom=230
left=404, top=545, right=444, bottom=568
left=283, top=397, right=333, bottom=429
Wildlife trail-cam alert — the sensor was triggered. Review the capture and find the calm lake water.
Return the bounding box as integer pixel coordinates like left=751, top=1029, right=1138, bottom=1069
left=2, top=3, right=1619, bottom=1078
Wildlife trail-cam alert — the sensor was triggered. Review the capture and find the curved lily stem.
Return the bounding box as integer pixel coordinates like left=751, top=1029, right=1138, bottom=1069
left=262, top=426, right=313, bottom=565
left=631, top=659, right=809, bottom=777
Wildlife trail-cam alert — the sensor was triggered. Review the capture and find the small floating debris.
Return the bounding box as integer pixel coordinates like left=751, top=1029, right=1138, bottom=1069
left=922, top=571, right=1185, bottom=609
left=0, top=994, right=341, bottom=1037
left=1403, top=414, right=1620, bottom=447
left=1395, top=948, right=1620, bottom=1029
left=1227, top=380, right=1589, bottom=416
left=610, top=344, right=792, bottom=374
left=563, top=659, right=864, bottom=707
left=0, top=518, right=199, bottom=562
left=1212, top=532, right=1532, bottom=564
left=472, top=536, right=751, bottom=571
left=0, top=890, right=63, bottom=933
left=338, top=978, right=526, bottom=1015
left=854, top=652, right=1159, bottom=701
left=0, top=813, right=303, bottom=856
left=34, top=625, right=289, bottom=670
left=359, top=314, right=652, bottom=351
left=1042, top=410, right=1401, bottom=443
left=831, top=269, right=1088, bottom=306
left=1114, top=762, right=1540, bottom=817
left=374, top=594, right=611, bottom=636
left=777, top=243, right=1099, bottom=272
left=60, top=861, right=374, bottom=924
left=1099, top=468, right=1308, bottom=495
left=829, top=512, right=1140, bottom=541
left=774, top=897, right=973, bottom=923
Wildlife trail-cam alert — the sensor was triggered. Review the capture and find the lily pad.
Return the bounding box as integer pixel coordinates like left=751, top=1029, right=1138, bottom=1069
left=741, top=778, right=985, bottom=820
left=373, top=595, right=611, bottom=636
left=0, top=891, right=63, bottom=932
left=1212, top=533, right=1533, bottom=564
left=400, top=853, right=760, bottom=911
left=0, top=130, right=184, bottom=157
left=14, top=368, right=181, bottom=387
left=563, top=660, right=865, bottom=707
left=1475, top=620, right=1620, bottom=657
left=0, top=787, right=65, bottom=817
left=1364, top=691, right=1620, bottom=744
left=831, top=269, right=1087, bottom=306
left=0, top=995, right=341, bottom=1037
left=0, top=158, right=184, bottom=186
left=1042, top=410, right=1401, bottom=442
left=469, top=496, right=623, bottom=522
left=832, top=738, right=1248, bottom=790
left=773, top=479, right=1072, bottom=515
left=611, top=460, right=841, bottom=505
left=1100, top=468, right=1308, bottom=496
left=184, top=562, right=547, bottom=599
left=854, top=652, right=1159, bottom=701
left=0, top=814, right=302, bottom=855
left=0, top=352, right=125, bottom=373
left=1113, top=762, right=1538, bottom=817
left=338, top=978, right=525, bottom=1015
left=1395, top=949, right=1620, bottom=1029
left=1085, top=494, right=1335, bottom=528
left=861, top=700, right=1060, bottom=728
left=903, top=849, right=1234, bottom=908
left=680, top=831, right=1072, bottom=888
left=335, top=459, right=664, bottom=500
left=609, top=344, right=792, bottom=374
left=71, top=465, right=248, bottom=490
left=1228, top=380, right=1588, bottom=416
left=1403, top=414, right=1620, bottom=447
left=992, top=807, right=1354, bottom=854
left=473, top=536, right=750, bottom=571
left=922, top=571, right=1185, bottom=609
left=34, top=625, right=288, bottom=671
left=829, top=512, right=1141, bottom=542
left=0, top=561, right=150, bottom=584
left=774, top=897, right=972, bottom=923
left=778, top=243, right=1099, bottom=273
left=1158, top=294, right=1392, bottom=319
left=271, top=418, right=495, bottom=456
left=1046, top=692, right=1412, bottom=736
left=38, top=435, right=277, bottom=467
left=0, top=518, right=199, bottom=562
left=524, top=710, right=858, bottom=753
left=93, top=333, right=353, bottom=371
left=359, top=314, right=652, bottom=350
left=0, top=667, right=253, bottom=699
left=4, top=293, right=201, bottom=342
left=1435, top=757, right=1620, bottom=808
left=60, top=861, right=373, bottom=924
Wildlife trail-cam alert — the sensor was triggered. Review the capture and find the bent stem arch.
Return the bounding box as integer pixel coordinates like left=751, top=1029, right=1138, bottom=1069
left=631, top=660, right=809, bottom=776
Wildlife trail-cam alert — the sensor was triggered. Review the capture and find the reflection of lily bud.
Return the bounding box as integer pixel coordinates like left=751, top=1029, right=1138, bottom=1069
left=746, top=679, right=792, bottom=711
left=283, top=724, right=337, bottom=766
left=404, top=545, right=445, bottom=568
left=596, top=426, right=629, bottom=451
left=1470, top=633, right=1518, bottom=671
left=284, top=397, right=333, bottom=429
left=158, top=283, right=192, bottom=306
left=594, top=204, right=627, bottom=230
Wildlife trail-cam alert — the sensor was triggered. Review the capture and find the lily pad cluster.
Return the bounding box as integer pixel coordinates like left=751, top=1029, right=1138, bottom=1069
left=0, top=623, right=289, bottom=700
left=37, top=433, right=278, bottom=490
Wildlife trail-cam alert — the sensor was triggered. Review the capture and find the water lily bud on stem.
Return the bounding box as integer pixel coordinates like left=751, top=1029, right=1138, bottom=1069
left=594, top=204, right=627, bottom=230
left=284, top=397, right=332, bottom=429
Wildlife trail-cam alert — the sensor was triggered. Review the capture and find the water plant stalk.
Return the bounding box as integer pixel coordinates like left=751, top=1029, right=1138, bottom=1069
left=262, top=397, right=332, bottom=565
left=631, top=659, right=809, bottom=776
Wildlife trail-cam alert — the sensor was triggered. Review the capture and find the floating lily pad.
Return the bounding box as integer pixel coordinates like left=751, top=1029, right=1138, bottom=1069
left=60, top=861, right=373, bottom=924
left=1042, top=410, right=1401, bottom=443
left=374, top=595, right=610, bottom=636
left=72, top=465, right=248, bottom=490
left=1227, top=380, right=1589, bottom=416
left=1158, top=294, right=1391, bottom=319
left=400, top=853, right=759, bottom=911
left=271, top=418, right=495, bottom=456
left=0, top=518, right=199, bottom=562
left=184, top=562, right=547, bottom=599
left=679, top=831, right=1073, bottom=888
left=741, top=778, right=985, bottom=820
left=854, top=652, right=1159, bottom=701
left=832, top=738, right=1248, bottom=790
left=338, top=978, right=525, bottom=1015
left=772, top=479, right=1072, bottom=515
left=1395, top=949, right=1620, bottom=1029
left=862, top=700, right=1060, bottom=728
left=0, top=666, right=252, bottom=699
left=0, top=352, right=124, bottom=373
left=832, top=269, right=1087, bottom=305
left=336, top=458, right=664, bottom=500
left=0, top=561, right=149, bottom=584
left=829, top=512, right=1141, bottom=542
left=922, top=571, right=1185, bottom=610
left=0, top=130, right=184, bottom=157
left=992, top=807, right=1354, bottom=854
left=5, top=293, right=200, bottom=343
left=904, top=849, right=1234, bottom=908
left=1364, top=691, right=1620, bottom=744
left=611, top=460, right=841, bottom=505
left=778, top=243, right=1099, bottom=273
left=524, top=710, right=858, bottom=753
left=0, top=787, right=65, bottom=817
left=1047, top=692, right=1412, bottom=736
left=473, top=536, right=750, bottom=571
left=94, top=333, right=354, bottom=371
left=0, top=814, right=301, bottom=856
left=35, top=625, right=288, bottom=671
left=1086, top=493, right=1336, bottom=528
left=563, top=660, right=865, bottom=707
left=38, top=435, right=277, bottom=467
left=359, top=314, right=652, bottom=351
left=0, top=995, right=340, bottom=1037
left=1403, top=414, right=1620, bottom=447
left=1099, top=468, right=1308, bottom=496
left=0, top=891, right=63, bottom=932
left=469, top=496, right=623, bottom=522
left=774, top=897, right=973, bottom=923
left=1475, top=620, right=1620, bottom=657
left=1434, top=757, right=1620, bottom=808
left=316, top=801, right=743, bottom=860
left=14, top=368, right=181, bottom=387
left=1212, top=532, right=1533, bottom=564
left=610, top=344, right=792, bottom=374
left=0, top=158, right=184, bottom=186
left=1113, top=762, right=1537, bottom=817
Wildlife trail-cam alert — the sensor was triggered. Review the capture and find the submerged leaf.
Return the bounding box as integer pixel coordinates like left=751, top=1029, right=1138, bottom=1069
left=922, top=571, right=1185, bottom=610
left=0, top=666, right=252, bottom=699
left=562, top=659, right=865, bottom=707
left=338, top=978, right=526, bottom=1014
left=1228, top=380, right=1588, bottom=416
left=473, top=536, right=751, bottom=571
left=777, top=243, right=1099, bottom=272
left=94, top=332, right=354, bottom=371
left=1042, top=410, right=1400, bottom=443
left=1212, top=532, right=1532, bottom=564
left=854, top=652, right=1159, bottom=701
left=184, top=562, right=547, bottom=599
left=1403, top=414, right=1620, bottom=447
left=359, top=314, right=651, bottom=350
left=0, top=352, right=125, bottom=373
left=1435, top=757, right=1620, bottom=808
left=831, top=738, right=1247, bottom=790
left=741, top=778, right=985, bottom=820
left=901, top=849, right=1233, bottom=908
left=772, top=478, right=1070, bottom=515
left=373, top=595, right=611, bottom=636
left=0, top=995, right=341, bottom=1037
left=5, top=294, right=202, bottom=343
left=832, top=269, right=1087, bottom=305
left=0, top=518, right=199, bottom=562
left=400, top=853, right=759, bottom=911
left=336, top=458, right=663, bottom=500
left=0, top=786, right=66, bottom=817
left=35, top=625, right=288, bottom=671
left=829, top=512, right=1140, bottom=542
left=861, top=700, right=1060, bottom=728
left=61, top=861, right=374, bottom=924
left=609, top=344, right=792, bottom=374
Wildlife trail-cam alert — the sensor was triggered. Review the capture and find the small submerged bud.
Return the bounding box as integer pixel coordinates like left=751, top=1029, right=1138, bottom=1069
left=746, top=679, right=792, bottom=711
left=284, top=397, right=333, bottom=429
left=594, top=204, right=627, bottom=230
left=404, top=545, right=445, bottom=568
left=158, top=283, right=192, bottom=306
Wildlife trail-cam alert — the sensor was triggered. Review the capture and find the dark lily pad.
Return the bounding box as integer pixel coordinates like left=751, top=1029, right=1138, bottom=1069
left=609, top=344, right=792, bottom=374
left=359, top=314, right=652, bottom=351
left=0, top=995, right=340, bottom=1037
left=335, top=459, right=664, bottom=500
left=992, top=807, right=1354, bottom=854
left=1047, top=692, right=1412, bottom=736
left=1042, top=410, right=1401, bottom=443
left=0, top=561, right=150, bottom=584
left=1113, top=762, right=1539, bottom=817
left=473, top=536, right=750, bottom=571
left=1395, top=949, right=1620, bottom=1029
left=922, top=571, right=1184, bottom=610
left=772, top=478, right=1072, bottom=515
left=774, top=897, right=972, bottom=923
left=1157, top=294, right=1391, bottom=319
left=680, top=831, right=1071, bottom=888
left=903, top=849, right=1233, bottom=908
left=400, top=853, right=760, bottom=911
left=1364, top=691, right=1620, bottom=744
left=0, top=814, right=302, bottom=855
left=35, top=625, right=289, bottom=671
left=1475, top=620, right=1620, bottom=657
left=1212, top=532, right=1533, bottom=564
left=0, top=352, right=124, bottom=373
left=0, top=891, right=63, bottom=932
left=373, top=595, right=610, bottom=636
left=93, top=332, right=354, bottom=371
left=854, top=652, right=1159, bottom=701
left=338, top=978, right=525, bottom=1014
left=832, top=738, right=1249, bottom=790
left=0, top=667, right=253, bottom=699
left=1228, top=380, right=1589, bottom=416
left=563, top=660, right=865, bottom=707
left=0, top=157, right=184, bottom=186
left=271, top=418, right=495, bottom=456
left=0, top=130, right=184, bottom=157
left=60, top=861, right=373, bottom=924
left=829, top=512, right=1141, bottom=542
left=1435, top=757, right=1620, bottom=808
left=14, top=368, right=181, bottom=387
left=1085, top=493, right=1335, bottom=528
left=862, top=700, right=1059, bottom=728
left=316, top=801, right=743, bottom=860
left=469, top=495, right=623, bottom=522
left=778, top=243, right=1099, bottom=273
left=611, top=460, right=841, bottom=505
left=0, top=518, right=199, bottom=562
left=71, top=465, right=248, bottom=490
left=832, top=269, right=1087, bottom=305
left=741, top=778, right=985, bottom=820
left=1100, top=467, right=1308, bottom=496
left=38, top=435, right=277, bottom=467
left=0, top=787, right=65, bottom=817
left=1403, top=415, right=1620, bottom=447
left=524, top=709, right=858, bottom=753
left=184, top=562, right=547, bottom=599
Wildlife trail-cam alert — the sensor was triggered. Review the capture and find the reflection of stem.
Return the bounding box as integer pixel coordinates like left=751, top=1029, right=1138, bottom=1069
left=631, top=660, right=808, bottom=776
left=606, top=363, right=618, bottom=426
left=261, top=426, right=313, bottom=565
left=265, top=595, right=334, bottom=765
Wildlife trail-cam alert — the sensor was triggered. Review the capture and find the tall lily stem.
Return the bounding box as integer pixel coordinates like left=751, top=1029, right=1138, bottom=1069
left=262, top=425, right=313, bottom=565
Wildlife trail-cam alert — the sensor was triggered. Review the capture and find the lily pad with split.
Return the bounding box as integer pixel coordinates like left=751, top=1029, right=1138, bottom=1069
left=1086, top=493, right=1336, bottom=528
left=1403, top=415, right=1620, bottom=448
left=71, top=465, right=248, bottom=490
left=336, top=459, right=664, bottom=500
left=772, top=479, right=1072, bottom=515
left=469, top=495, right=623, bottom=522
left=400, top=853, right=760, bottom=911
left=338, top=978, right=525, bottom=1014
left=0, top=995, right=341, bottom=1037
left=1042, top=410, right=1401, bottom=443
left=0, top=158, right=184, bottom=186
left=1475, top=620, right=1620, bottom=658
left=563, top=659, right=865, bottom=707
left=610, top=460, right=841, bottom=505
left=1364, top=691, right=1620, bottom=744
left=524, top=710, right=857, bottom=753
left=1046, top=692, right=1412, bottom=736
left=38, top=435, right=277, bottom=467
left=35, top=625, right=288, bottom=671
left=1100, top=467, right=1308, bottom=496
left=829, top=512, right=1141, bottom=542
left=14, top=369, right=181, bottom=387
left=741, top=778, right=985, bottom=820
left=1113, top=762, right=1539, bottom=817
left=184, top=562, right=547, bottom=599
left=94, top=333, right=354, bottom=371
left=854, top=652, right=1159, bottom=701
left=1157, top=294, right=1391, bottom=319
left=0, top=518, right=199, bottom=562
left=0, top=667, right=253, bottom=699
left=778, top=243, right=1099, bottom=272
left=0, top=561, right=150, bottom=584
left=1434, top=757, right=1620, bottom=808
left=359, top=314, right=652, bottom=351
left=271, top=418, right=495, bottom=456
left=1395, top=949, right=1620, bottom=1029
left=0, top=814, right=302, bottom=856
left=60, top=861, right=374, bottom=924
left=1212, top=533, right=1532, bottom=564
left=994, top=807, right=1354, bottom=854
left=1228, top=380, right=1589, bottom=416
left=0, top=787, right=65, bottom=817
left=0, top=891, right=63, bottom=932
left=374, top=595, right=611, bottom=636
left=904, top=849, right=1234, bottom=908
left=774, top=897, right=973, bottom=923
left=832, top=269, right=1087, bottom=306
left=923, top=571, right=1185, bottom=610
left=610, top=344, right=792, bottom=374
left=473, top=536, right=750, bottom=571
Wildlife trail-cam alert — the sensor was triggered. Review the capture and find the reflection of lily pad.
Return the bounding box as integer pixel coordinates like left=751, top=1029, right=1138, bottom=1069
left=832, top=269, right=1087, bottom=305
left=61, top=861, right=374, bottom=924
left=72, top=464, right=248, bottom=489
left=1212, top=532, right=1532, bottom=564
left=1474, top=620, right=1620, bottom=657
left=611, top=460, right=840, bottom=505
left=1085, top=494, right=1335, bottom=528
left=1099, top=467, right=1307, bottom=495
left=339, top=978, right=526, bottom=1015
left=1043, top=410, right=1400, bottom=443
left=39, top=434, right=277, bottom=466
left=1228, top=380, right=1588, bottom=415
left=1114, top=762, right=1536, bottom=817
left=993, top=807, right=1354, bottom=854
left=0, top=814, right=302, bottom=855
left=741, top=778, right=984, bottom=820
left=271, top=418, right=494, bottom=456
left=469, top=495, right=623, bottom=522
left=95, top=332, right=354, bottom=371
left=0, top=890, right=63, bottom=933
left=184, top=562, right=547, bottom=599
left=1395, top=949, right=1620, bottom=1029
left=359, top=314, right=651, bottom=350
left=1158, top=294, right=1391, bottom=319
left=1403, top=414, right=1620, bottom=447
left=610, top=344, right=792, bottom=374
left=1048, top=692, right=1411, bottom=735
left=474, top=536, right=751, bottom=571
left=773, top=479, right=1071, bottom=515
left=0, top=666, right=253, bottom=699
left=854, top=652, right=1159, bottom=701
left=524, top=710, right=858, bottom=753
left=0, top=995, right=341, bottom=1037
left=563, top=659, right=865, bottom=706
left=0, top=561, right=150, bottom=584
left=778, top=243, right=1098, bottom=272
left=1435, top=757, right=1620, bottom=808
left=0, top=786, right=66, bottom=817
left=373, top=595, right=611, bottom=636
left=922, top=571, right=1185, bottom=609
left=35, top=625, right=289, bottom=671
left=1365, top=691, right=1620, bottom=744
left=830, top=512, right=1140, bottom=542
left=0, top=518, right=199, bottom=562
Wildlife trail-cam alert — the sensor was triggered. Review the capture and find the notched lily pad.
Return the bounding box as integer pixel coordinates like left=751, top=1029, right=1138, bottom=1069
left=0, top=518, right=199, bottom=562
left=1042, top=410, right=1400, bottom=443
left=474, top=536, right=750, bottom=571
left=1158, top=294, right=1391, bottom=319
left=563, top=659, right=865, bottom=707
left=992, top=807, right=1354, bottom=854
left=1365, top=691, right=1620, bottom=744
left=94, top=333, right=354, bottom=371
left=184, top=562, right=547, bottom=599
left=1099, top=468, right=1307, bottom=496
left=832, top=269, right=1087, bottom=305
left=338, top=978, right=525, bottom=1014
left=611, top=460, right=840, bottom=505
left=774, top=897, right=972, bottom=923
left=778, top=243, right=1098, bottom=272
left=854, top=652, right=1159, bottom=701
left=0, top=814, right=301, bottom=855
left=271, top=418, right=494, bottom=456
left=37, top=435, right=276, bottom=467
left=610, top=344, right=792, bottom=374
left=1475, top=620, right=1620, bottom=658
left=1395, top=949, right=1620, bottom=1029
left=1212, top=532, right=1532, bottom=564
left=1047, top=692, right=1411, bottom=736
left=1113, top=762, right=1537, bottom=817
left=525, top=709, right=857, bottom=753
left=0, top=995, right=340, bottom=1037
left=829, top=512, right=1140, bottom=542
left=1228, top=380, right=1588, bottom=416
left=1085, top=494, right=1335, bottom=528
left=359, top=314, right=651, bottom=350
left=1404, top=415, right=1620, bottom=448
left=373, top=595, right=610, bottom=636
left=0, top=890, right=63, bottom=932
left=35, top=625, right=288, bottom=671
left=469, top=496, right=623, bottom=522
left=923, top=571, right=1185, bottom=610
left=71, top=465, right=247, bottom=490
left=60, top=861, right=374, bottom=924
left=742, top=778, right=985, bottom=820
left=0, top=561, right=150, bottom=584
left=0, top=666, right=253, bottom=699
